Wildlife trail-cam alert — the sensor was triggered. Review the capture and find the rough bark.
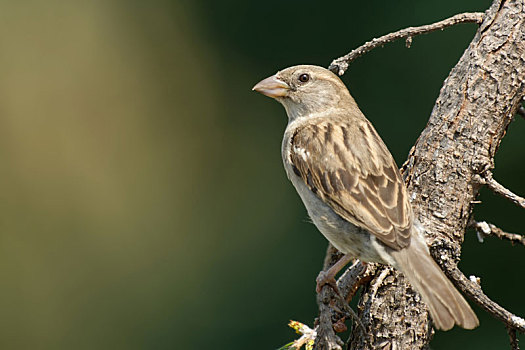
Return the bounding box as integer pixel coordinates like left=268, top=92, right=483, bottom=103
left=346, top=0, right=525, bottom=348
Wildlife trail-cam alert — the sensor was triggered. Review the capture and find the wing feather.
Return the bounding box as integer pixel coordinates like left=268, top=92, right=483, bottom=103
left=289, top=116, right=412, bottom=250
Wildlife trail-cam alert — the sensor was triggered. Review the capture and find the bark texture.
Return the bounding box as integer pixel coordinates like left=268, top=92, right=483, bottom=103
left=348, top=0, right=525, bottom=348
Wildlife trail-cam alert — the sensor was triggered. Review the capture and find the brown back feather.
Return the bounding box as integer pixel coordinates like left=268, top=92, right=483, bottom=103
left=289, top=115, right=412, bottom=250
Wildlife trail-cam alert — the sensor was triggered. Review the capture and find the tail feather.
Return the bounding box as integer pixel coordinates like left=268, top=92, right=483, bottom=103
left=390, top=230, right=479, bottom=330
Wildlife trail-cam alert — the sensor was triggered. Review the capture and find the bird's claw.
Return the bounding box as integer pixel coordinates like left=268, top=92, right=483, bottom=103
left=316, top=268, right=366, bottom=333
left=316, top=270, right=341, bottom=295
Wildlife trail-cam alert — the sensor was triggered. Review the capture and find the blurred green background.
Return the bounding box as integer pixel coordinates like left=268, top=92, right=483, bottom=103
left=0, top=0, right=523, bottom=349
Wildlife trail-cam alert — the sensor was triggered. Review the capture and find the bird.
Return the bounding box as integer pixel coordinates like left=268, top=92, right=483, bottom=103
left=252, top=64, right=479, bottom=331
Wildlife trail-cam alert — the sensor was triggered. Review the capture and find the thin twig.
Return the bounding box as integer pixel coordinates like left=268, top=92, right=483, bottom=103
left=470, top=220, right=525, bottom=246
left=434, top=247, right=525, bottom=334
left=475, top=172, right=525, bottom=209
left=508, top=327, right=520, bottom=350
left=338, top=261, right=373, bottom=302
left=329, top=12, right=484, bottom=76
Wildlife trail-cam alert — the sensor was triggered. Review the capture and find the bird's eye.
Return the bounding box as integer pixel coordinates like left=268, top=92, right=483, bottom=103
left=298, top=73, right=310, bottom=83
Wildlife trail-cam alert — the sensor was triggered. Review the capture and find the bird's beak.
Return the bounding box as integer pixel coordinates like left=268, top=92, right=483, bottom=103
left=252, top=75, right=290, bottom=98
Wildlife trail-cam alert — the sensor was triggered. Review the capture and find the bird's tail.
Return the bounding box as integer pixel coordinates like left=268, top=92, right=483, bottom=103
left=390, top=227, right=479, bottom=330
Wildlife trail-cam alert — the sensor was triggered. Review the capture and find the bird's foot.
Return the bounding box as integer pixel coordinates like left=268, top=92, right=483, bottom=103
left=316, top=257, right=367, bottom=332
left=316, top=270, right=341, bottom=295
left=316, top=270, right=366, bottom=333
left=315, top=253, right=353, bottom=294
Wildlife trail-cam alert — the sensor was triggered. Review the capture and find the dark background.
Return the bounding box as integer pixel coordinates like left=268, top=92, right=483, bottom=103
left=0, top=0, right=522, bottom=349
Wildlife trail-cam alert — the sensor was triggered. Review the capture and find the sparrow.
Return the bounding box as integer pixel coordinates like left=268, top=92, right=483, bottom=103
left=252, top=65, right=479, bottom=331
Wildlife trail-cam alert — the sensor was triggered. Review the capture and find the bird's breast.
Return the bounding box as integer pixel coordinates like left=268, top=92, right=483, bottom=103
left=281, top=142, right=385, bottom=263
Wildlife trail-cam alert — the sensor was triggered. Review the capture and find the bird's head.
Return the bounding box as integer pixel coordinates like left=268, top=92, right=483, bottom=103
left=252, top=65, right=354, bottom=121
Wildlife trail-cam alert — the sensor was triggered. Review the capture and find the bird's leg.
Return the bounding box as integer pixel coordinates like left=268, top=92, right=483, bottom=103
left=316, top=253, right=353, bottom=294
left=317, top=256, right=367, bottom=332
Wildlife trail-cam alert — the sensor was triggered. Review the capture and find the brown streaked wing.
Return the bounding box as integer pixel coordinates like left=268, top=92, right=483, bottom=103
left=289, top=117, right=412, bottom=250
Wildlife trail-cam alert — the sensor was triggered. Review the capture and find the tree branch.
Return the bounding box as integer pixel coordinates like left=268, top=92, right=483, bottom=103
left=338, top=261, right=372, bottom=302
left=314, top=248, right=371, bottom=350
left=434, top=246, right=525, bottom=334
left=475, top=171, right=525, bottom=210
left=508, top=327, right=520, bottom=350
left=329, top=12, right=484, bottom=76
left=314, top=244, right=345, bottom=350
left=315, top=0, right=525, bottom=348
left=312, top=1, right=525, bottom=348
left=470, top=220, right=525, bottom=246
